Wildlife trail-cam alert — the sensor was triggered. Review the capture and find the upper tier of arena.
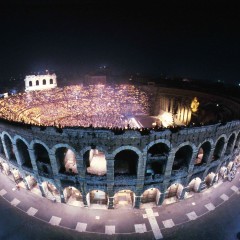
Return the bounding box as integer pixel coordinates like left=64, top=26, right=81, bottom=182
left=0, top=84, right=239, bottom=129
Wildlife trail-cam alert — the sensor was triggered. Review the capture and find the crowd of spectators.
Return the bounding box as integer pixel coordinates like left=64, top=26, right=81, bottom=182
left=0, top=84, right=150, bottom=128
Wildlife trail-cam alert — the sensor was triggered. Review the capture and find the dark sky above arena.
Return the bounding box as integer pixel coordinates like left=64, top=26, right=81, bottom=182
left=0, top=0, right=240, bottom=85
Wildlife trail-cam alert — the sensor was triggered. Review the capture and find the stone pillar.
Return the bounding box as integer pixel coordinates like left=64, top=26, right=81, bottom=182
left=158, top=192, right=166, bottom=205
left=106, top=158, right=114, bottom=182
left=78, top=157, right=86, bottom=179
left=28, top=148, right=39, bottom=174
left=54, top=179, right=65, bottom=203
left=12, top=143, right=22, bottom=166
left=188, top=150, right=199, bottom=173
left=199, top=181, right=206, bottom=192
left=134, top=195, right=141, bottom=208
left=106, top=157, right=115, bottom=209
left=108, top=196, right=114, bottom=209
left=2, top=139, right=9, bottom=160
left=179, top=188, right=186, bottom=200
left=59, top=188, right=65, bottom=203
left=80, top=182, right=88, bottom=207
left=20, top=171, right=30, bottom=190
left=38, top=183, right=46, bottom=197
left=76, top=156, right=83, bottom=177
left=164, top=151, right=175, bottom=179
left=221, top=142, right=228, bottom=158
left=49, top=153, right=59, bottom=176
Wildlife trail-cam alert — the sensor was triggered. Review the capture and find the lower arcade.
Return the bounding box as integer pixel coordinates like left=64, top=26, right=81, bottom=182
left=0, top=152, right=239, bottom=210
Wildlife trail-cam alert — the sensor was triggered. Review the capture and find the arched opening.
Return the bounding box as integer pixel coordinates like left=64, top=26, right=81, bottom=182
left=55, top=147, right=78, bottom=175
left=205, top=172, right=216, bottom=187
left=42, top=182, right=60, bottom=202
left=164, top=183, right=184, bottom=204
left=87, top=190, right=108, bottom=209
left=25, top=175, right=42, bottom=196
left=225, top=134, right=235, bottom=155
left=3, top=135, right=16, bottom=162
left=0, top=161, right=10, bottom=175
left=84, top=146, right=106, bottom=176
left=194, top=142, right=211, bottom=166
left=114, top=150, right=138, bottom=176
left=186, top=177, right=201, bottom=198
left=16, top=139, right=32, bottom=169
left=29, top=81, right=32, bottom=87
left=63, top=186, right=84, bottom=207
left=146, top=143, right=169, bottom=177
left=33, top=143, right=52, bottom=177
left=0, top=139, right=6, bottom=158
left=43, top=79, right=46, bottom=85
left=36, top=80, right=39, bottom=86
left=235, top=132, right=240, bottom=149
left=219, top=164, right=228, bottom=179
left=141, top=188, right=161, bottom=207
left=114, top=190, right=135, bottom=209
left=11, top=168, right=22, bottom=183
left=213, top=137, right=225, bottom=161
left=172, top=145, right=192, bottom=171
left=50, top=79, right=53, bottom=84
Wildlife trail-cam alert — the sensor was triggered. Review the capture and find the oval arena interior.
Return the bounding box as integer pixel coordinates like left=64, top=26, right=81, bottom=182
left=0, top=83, right=240, bottom=210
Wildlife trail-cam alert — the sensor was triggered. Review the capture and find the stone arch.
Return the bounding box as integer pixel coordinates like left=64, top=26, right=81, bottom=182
left=31, top=140, right=52, bottom=176
left=36, top=80, right=39, bottom=86
left=15, top=137, right=32, bottom=169
left=0, top=161, right=10, bottom=175
left=235, top=131, right=240, bottom=149
left=141, top=187, right=161, bottom=206
left=114, top=189, right=135, bottom=209
left=113, top=186, right=136, bottom=194
left=0, top=134, right=6, bottom=158
left=52, top=144, right=78, bottom=174
left=113, top=146, right=140, bottom=176
left=86, top=190, right=108, bottom=208
left=112, top=146, right=142, bottom=158
left=80, top=145, right=108, bottom=157
left=143, top=139, right=171, bottom=154
left=165, top=182, right=184, bottom=200
left=42, top=181, right=60, bottom=202
left=225, top=133, right=236, bottom=155
left=30, top=139, right=51, bottom=153
left=81, top=145, right=107, bottom=176
left=43, top=79, right=46, bottom=85
left=188, top=177, right=201, bottom=193
left=213, top=135, right=226, bottom=161
left=204, top=165, right=218, bottom=186
left=145, top=141, right=170, bottom=176
left=194, top=140, right=212, bottom=166
left=29, top=81, right=32, bottom=87
left=172, top=144, right=193, bottom=171
left=50, top=79, right=53, bottom=84
left=63, top=186, right=84, bottom=207
left=2, top=132, right=16, bottom=162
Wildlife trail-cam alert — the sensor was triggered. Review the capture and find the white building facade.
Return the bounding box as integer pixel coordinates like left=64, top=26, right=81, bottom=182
left=25, top=73, right=57, bottom=91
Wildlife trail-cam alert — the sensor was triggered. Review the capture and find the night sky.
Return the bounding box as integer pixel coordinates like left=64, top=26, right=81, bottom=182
left=0, top=0, right=240, bottom=85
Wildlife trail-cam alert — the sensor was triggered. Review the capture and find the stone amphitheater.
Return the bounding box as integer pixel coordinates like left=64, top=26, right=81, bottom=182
left=0, top=84, right=240, bottom=209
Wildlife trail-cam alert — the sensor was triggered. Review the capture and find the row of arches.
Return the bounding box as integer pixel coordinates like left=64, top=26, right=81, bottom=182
left=1, top=158, right=238, bottom=209
left=0, top=131, right=240, bottom=179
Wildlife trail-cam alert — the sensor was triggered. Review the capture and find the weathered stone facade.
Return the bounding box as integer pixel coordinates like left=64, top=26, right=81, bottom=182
left=0, top=86, right=240, bottom=208
left=0, top=117, right=239, bottom=209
